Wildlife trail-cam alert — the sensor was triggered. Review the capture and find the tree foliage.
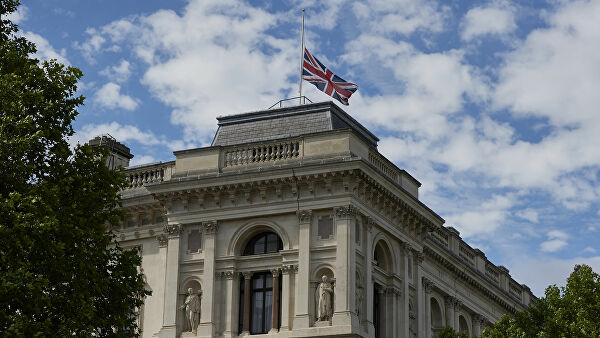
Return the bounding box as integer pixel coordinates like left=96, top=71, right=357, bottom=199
left=438, top=326, right=469, bottom=338
left=483, top=264, right=600, bottom=338
left=0, top=1, right=150, bottom=336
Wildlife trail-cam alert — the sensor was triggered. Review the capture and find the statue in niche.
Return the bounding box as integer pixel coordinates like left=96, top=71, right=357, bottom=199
left=317, top=275, right=333, bottom=322
left=356, top=284, right=363, bottom=319
left=180, top=287, right=201, bottom=333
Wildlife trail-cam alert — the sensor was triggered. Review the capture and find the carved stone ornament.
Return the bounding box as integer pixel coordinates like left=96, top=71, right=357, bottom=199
left=156, top=234, right=168, bottom=247
left=242, top=271, right=253, bottom=280
left=271, top=268, right=281, bottom=278
left=317, top=275, right=334, bottom=323
left=164, top=223, right=183, bottom=236
left=202, top=220, right=218, bottom=234
left=217, top=270, right=235, bottom=280
left=281, top=265, right=294, bottom=275
left=334, top=205, right=356, bottom=219
left=444, top=295, right=456, bottom=307
left=415, top=251, right=425, bottom=265
left=422, top=277, right=434, bottom=294
left=297, top=210, right=313, bottom=223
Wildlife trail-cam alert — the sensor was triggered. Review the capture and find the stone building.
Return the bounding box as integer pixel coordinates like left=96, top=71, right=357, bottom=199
left=115, top=101, right=535, bottom=338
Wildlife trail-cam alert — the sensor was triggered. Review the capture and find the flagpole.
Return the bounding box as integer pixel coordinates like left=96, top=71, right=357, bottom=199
left=298, top=8, right=305, bottom=105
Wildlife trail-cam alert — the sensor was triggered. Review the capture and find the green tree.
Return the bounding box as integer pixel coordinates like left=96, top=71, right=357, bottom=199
left=0, top=1, right=150, bottom=336
left=483, top=264, right=600, bottom=338
left=438, top=326, right=469, bottom=338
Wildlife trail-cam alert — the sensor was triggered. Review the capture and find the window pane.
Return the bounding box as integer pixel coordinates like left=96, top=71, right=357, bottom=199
left=253, top=276, right=263, bottom=289
left=253, top=235, right=266, bottom=254
left=252, top=292, right=264, bottom=333
left=265, top=274, right=273, bottom=288
left=266, top=234, right=278, bottom=253
left=265, top=290, right=273, bottom=332
left=187, top=230, right=202, bottom=253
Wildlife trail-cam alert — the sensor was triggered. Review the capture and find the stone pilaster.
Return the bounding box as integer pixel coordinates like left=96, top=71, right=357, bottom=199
left=365, top=218, right=375, bottom=336
left=414, top=249, right=425, bottom=338
left=198, top=221, right=218, bottom=337
left=158, top=223, right=182, bottom=338
left=444, top=296, right=456, bottom=329
left=454, top=299, right=463, bottom=329
left=280, top=265, right=295, bottom=331
left=422, top=277, right=434, bottom=338
left=222, top=270, right=237, bottom=338
left=294, top=210, right=312, bottom=329
left=269, top=268, right=281, bottom=333
left=332, top=205, right=358, bottom=329
left=400, top=243, right=410, bottom=338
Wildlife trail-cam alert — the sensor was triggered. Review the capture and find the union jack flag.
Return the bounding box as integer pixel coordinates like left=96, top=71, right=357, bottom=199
left=302, top=48, right=358, bottom=105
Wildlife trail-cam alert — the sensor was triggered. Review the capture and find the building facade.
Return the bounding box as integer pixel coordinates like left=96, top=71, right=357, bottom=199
left=115, top=102, right=535, bottom=338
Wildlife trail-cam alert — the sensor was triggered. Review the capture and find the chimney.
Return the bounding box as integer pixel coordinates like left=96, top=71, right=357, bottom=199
left=88, top=134, right=133, bottom=169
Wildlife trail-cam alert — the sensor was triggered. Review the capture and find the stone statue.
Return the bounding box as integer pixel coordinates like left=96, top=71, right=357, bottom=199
left=179, top=288, right=201, bottom=333
left=317, top=275, right=333, bottom=322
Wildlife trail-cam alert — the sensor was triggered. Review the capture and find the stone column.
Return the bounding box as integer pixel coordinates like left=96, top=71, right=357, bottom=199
left=454, top=299, right=463, bottom=330
left=269, top=268, right=281, bottom=333
left=401, top=243, right=410, bottom=338
left=332, top=205, right=357, bottom=328
left=444, top=296, right=455, bottom=330
left=423, top=277, right=434, bottom=338
left=472, top=314, right=482, bottom=337
left=365, top=219, right=375, bottom=336
left=154, top=233, right=171, bottom=337
left=241, top=272, right=253, bottom=334
left=388, top=287, right=401, bottom=338
left=198, top=221, right=218, bottom=337
left=415, top=250, right=425, bottom=338
left=376, top=286, right=385, bottom=337
left=294, top=210, right=312, bottom=329
left=280, top=265, right=294, bottom=331
left=222, top=271, right=236, bottom=338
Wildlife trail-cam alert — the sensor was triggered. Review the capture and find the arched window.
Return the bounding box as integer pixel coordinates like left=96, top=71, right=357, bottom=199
left=431, top=298, right=443, bottom=336
left=243, top=232, right=282, bottom=255
left=459, top=315, right=470, bottom=337
left=239, top=232, right=283, bottom=334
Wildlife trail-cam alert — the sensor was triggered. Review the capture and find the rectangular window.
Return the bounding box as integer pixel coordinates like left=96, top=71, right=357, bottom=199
left=187, top=230, right=202, bottom=253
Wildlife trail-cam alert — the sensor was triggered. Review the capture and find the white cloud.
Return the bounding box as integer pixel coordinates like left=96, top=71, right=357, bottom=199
left=461, top=3, right=516, bottom=41
left=445, top=194, right=515, bottom=237
left=509, top=256, right=600, bottom=296
left=129, top=155, right=157, bottom=167
left=357, top=0, right=449, bottom=35
left=540, top=230, right=569, bottom=252
left=582, top=247, right=597, bottom=254
left=100, top=60, right=132, bottom=83
left=73, top=28, right=106, bottom=64
left=93, top=82, right=139, bottom=111
left=5, top=4, right=28, bottom=24
left=516, top=208, right=539, bottom=223
left=22, top=32, right=69, bottom=65
left=75, top=0, right=299, bottom=143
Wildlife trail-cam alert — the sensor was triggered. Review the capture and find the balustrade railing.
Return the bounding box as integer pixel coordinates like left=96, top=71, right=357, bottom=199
left=368, top=151, right=400, bottom=183
left=509, top=281, right=522, bottom=299
left=224, top=140, right=301, bottom=167
left=125, top=162, right=173, bottom=189
left=459, top=244, right=475, bottom=266
left=485, top=264, right=500, bottom=284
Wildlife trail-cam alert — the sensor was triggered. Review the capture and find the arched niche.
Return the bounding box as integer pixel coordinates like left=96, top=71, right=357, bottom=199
left=373, top=237, right=395, bottom=274
left=312, top=265, right=335, bottom=325
left=430, top=297, right=444, bottom=335
left=228, top=219, right=291, bottom=256
left=459, top=314, right=471, bottom=337
left=178, top=277, right=202, bottom=334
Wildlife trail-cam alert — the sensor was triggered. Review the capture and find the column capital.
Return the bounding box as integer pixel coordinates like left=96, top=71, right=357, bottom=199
left=386, top=286, right=402, bottom=296
left=163, top=223, right=183, bottom=237
left=271, top=268, right=281, bottom=278
left=202, top=220, right=218, bottom=234
left=422, top=277, right=434, bottom=294
left=414, top=250, right=425, bottom=265
left=453, top=299, right=463, bottom=310
left=297, top=209, right=313, bottom=223
left=334, top=205, right=357, bottom=219
left=444, top=295, right=456, bottom=307
left=281, top=264, right=296, bottom=275
left=156, top=234, right=168, bottom=247
left=242, top=271, right=253, bottom=280
left=217, top=270, right=235, bottom=280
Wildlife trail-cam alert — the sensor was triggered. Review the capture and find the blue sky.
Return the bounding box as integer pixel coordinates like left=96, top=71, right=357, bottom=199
left=9, top=0, right=600, bottom=295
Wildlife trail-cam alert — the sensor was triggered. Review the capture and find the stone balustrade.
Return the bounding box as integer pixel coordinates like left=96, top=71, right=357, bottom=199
left=368, top=151, right=400, bottom=182
left=485, top=264, right=500, bottom=284
left=223, top=139, right=301, bottom=167
left=125, top=161, right=174, bottom=189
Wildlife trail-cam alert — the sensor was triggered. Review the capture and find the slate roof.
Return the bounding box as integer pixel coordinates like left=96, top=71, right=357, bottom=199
left=212, top=101, right=379, bottom=147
